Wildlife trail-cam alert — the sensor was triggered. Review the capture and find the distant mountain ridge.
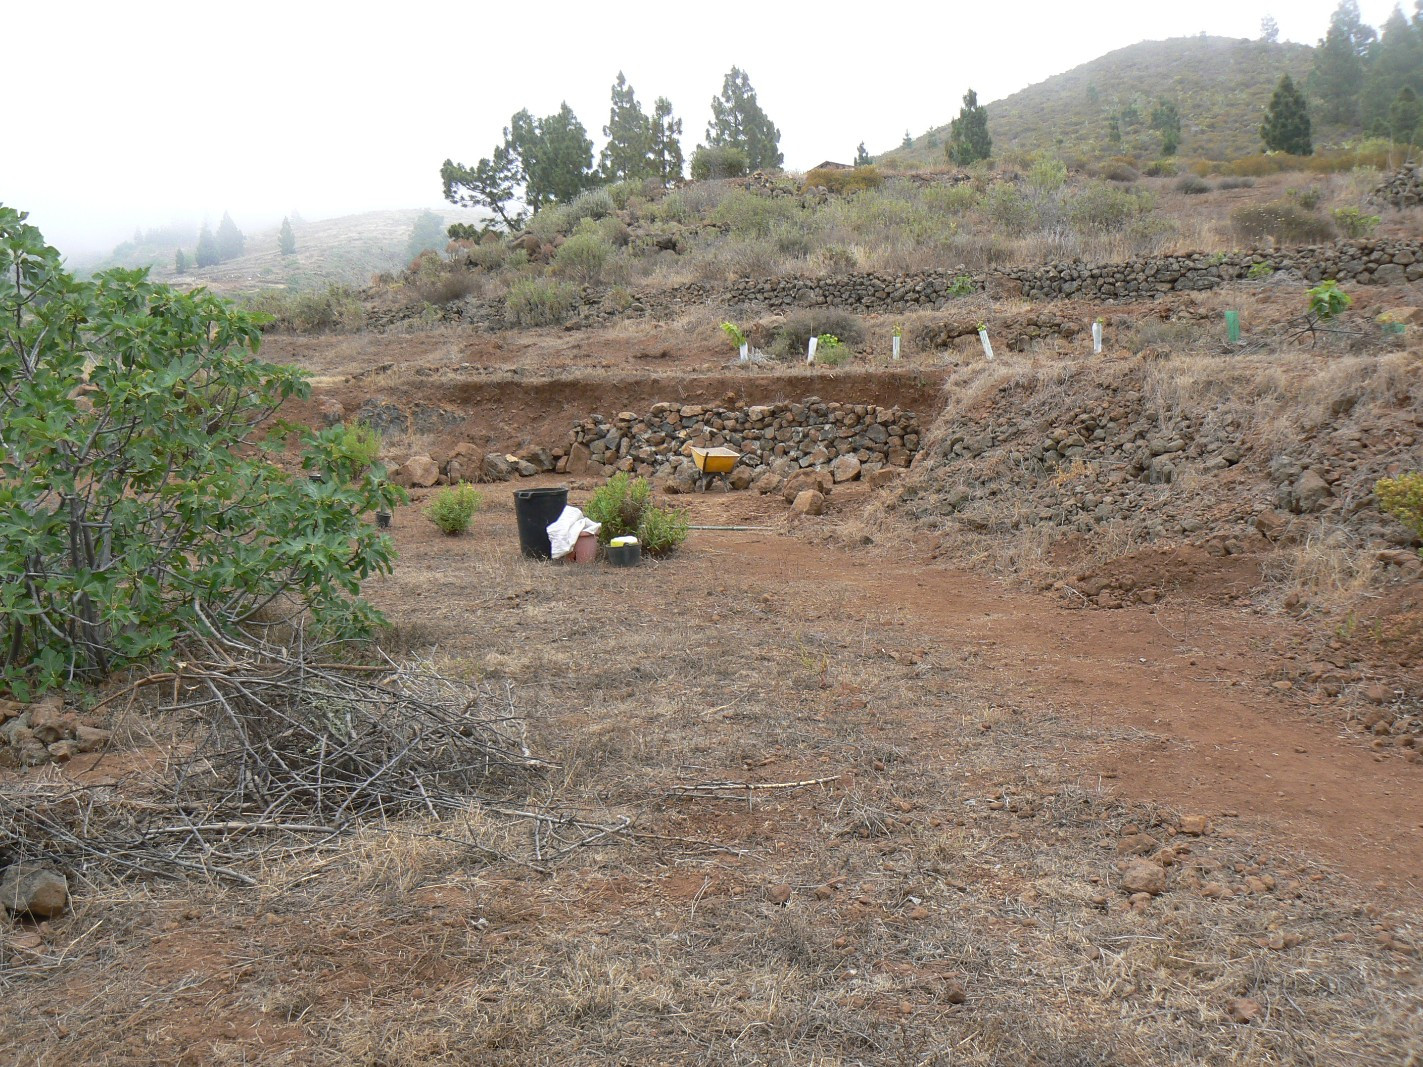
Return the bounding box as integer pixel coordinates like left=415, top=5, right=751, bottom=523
left=72, top=208, right=463, bottom=295
left=882, top=36, right=1329, bottom=166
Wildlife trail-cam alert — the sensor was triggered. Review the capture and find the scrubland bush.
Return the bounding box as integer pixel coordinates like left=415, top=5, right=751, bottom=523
left=554, top=232, right=612, bottom=284
left=1376, top=473, right=1423, bottom=552
left=505, top=278, right=579, bottom=326
left=802, top=166, right=884, bottom=194
left=1066, top=183, right=1154, bottom=231
left=712, top=190, right=803, bottom=237
left=1217, top=177, right=1256, bottom=190
left=691, top=145, right=749, bottom=180
left=1101, top=162, right=1140, bottom=182
left=412, top=267, right=482, bottom=305
left=250, top=285, right=367, bottom=333
left=1231, top=200, right=1336, bottom=244
left=1175, top=174, right=1211, bottom=194
left=921, top=183, right=981, bottom=215
left=771, top=309, right=864, bottom=359
left=1331, top=207, right=1380, bottom=237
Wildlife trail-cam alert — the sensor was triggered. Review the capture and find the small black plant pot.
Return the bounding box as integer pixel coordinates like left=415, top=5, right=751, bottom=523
left=375, top=511, right=392, bottom=529
left=606, top=543, right=641, bottom=567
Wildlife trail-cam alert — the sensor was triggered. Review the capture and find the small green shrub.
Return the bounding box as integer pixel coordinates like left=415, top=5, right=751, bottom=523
left=1376, top=473, right=1423, bottom=555
left=1331, top=207, right=1380, bottom=238
left=815, top=334, right=850, bottom=366
left=1230, top=200, right=1336, bottom=245
left=720, top=321, right=747, bottom=347
left=336, top=422, right=383, bottom=472
left=584, top=473, right=688, bottom=556
left=636, top=503, right=691, bottom=556
left=1175, top=174, right=1211, bottom=194
left=771, top=309, right=865, bottom=359
left=1307, top=280, right=1351, bottom=320
left=505, top=278, right=579, bottom=326
left=947, top=273, right=975, bottom=296
left=1287, top=185, right=1325, bottom=210
left=423, top=483, right=483, bottom=535
left=691, top=145, right=749, bottom=180
left=1247, top=261, right=1275, bottom=280
left=553, top=232, right=611, bottom=285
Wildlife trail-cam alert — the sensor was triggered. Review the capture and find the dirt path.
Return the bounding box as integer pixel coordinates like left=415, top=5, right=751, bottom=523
left=691, top=525, right=1422, bottom=895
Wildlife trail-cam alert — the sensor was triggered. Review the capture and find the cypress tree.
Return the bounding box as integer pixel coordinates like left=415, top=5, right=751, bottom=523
left=278, top=217, right=296, bottom=256
left=1262, top=74, right=1314, bottom=155
left=195, top=223, right=219, bottom=267
left=215, top=211, right=244, bottom=261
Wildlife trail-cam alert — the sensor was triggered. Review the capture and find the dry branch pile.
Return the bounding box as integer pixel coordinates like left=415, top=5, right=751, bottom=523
left=1, top=639, right=552, bottom=886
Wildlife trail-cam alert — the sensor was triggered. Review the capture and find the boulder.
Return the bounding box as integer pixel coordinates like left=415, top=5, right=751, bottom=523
left=1, top=863, right=69, bottom=918
left=566, top=442, right=592, bottom=476
left=1292, top=470, right=1331, bottom=514
left=482, top=453, right=514, bottom=482
left=792, top=490, right=826, bottom=516
left=397, top=455, right=440, bottom=488
left=1119, top=858, right=1166, bottom=896
left=728, top=466, right=754, bottom=491
left=74, top=725, right=112, bottom=753
left=753, top=471, right=784, bottom=495
left=830, top=454, right=863, bottom=483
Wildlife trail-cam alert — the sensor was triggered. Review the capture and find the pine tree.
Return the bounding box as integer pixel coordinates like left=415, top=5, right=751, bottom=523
left=214, top=211, right=244, bottom=261
left=854, top=142, right=871, bottom=166
left=1150, top=98, right=1182, bottom=156
left=650, top=97, right=684, bottom=185
left=195, top=223, right=219, bottom=267
left=600, top=72, right=654, bottom=182
left=946, top=89, right=992, bottom=165
left=1310, top=0, right=1377, bottom=125
left=1359, top=7, right=1423, bottom=134
left=1390, top=85, right=1423, bottom=143
left=1262, top=74, right=1314, bottom=154
left=705, top=67, right=783, bottom=172
left=528, top=103, right=596, bottom=207
left=174, top=248, right=188, bottom=273
left=901, top=130, right=913, bottom=149
left=1260, top=15, right=1280, bottom=43
left=278, top=217, right=296, bottom=256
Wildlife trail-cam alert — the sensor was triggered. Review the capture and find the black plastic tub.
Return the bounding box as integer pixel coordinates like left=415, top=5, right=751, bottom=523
left=606, top=543, right=641, bottom=567
left=513, top=487, right=569, bottom=560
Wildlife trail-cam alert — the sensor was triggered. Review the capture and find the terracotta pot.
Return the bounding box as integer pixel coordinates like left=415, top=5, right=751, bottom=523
left=572, top=531, right=598, bottom=564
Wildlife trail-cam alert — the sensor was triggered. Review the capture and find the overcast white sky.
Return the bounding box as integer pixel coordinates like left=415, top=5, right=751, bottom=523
left=5, top=0, right=1406, bottom=255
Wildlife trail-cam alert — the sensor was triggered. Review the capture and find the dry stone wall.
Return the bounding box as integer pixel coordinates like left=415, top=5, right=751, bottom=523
left=998, top=239, right=1423, bottom=300
left=564, top=398, right=922, bottom=489
left=362, top=238, right=1423, bottom=333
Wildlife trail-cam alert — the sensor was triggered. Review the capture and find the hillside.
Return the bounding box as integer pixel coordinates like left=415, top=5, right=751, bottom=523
left=880, top=36, right=1328, bottom=167
left=72, top=208, right=463, bottom=296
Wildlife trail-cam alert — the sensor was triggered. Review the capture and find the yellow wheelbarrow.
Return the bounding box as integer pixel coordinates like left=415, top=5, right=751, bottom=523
left=689, top=446, right=741, bottom=491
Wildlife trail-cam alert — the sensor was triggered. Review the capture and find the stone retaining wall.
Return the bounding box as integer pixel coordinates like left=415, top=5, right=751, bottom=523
left=363, top=238, right=1423, bottom=333
left=565, top=398, right=922, bottom=489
